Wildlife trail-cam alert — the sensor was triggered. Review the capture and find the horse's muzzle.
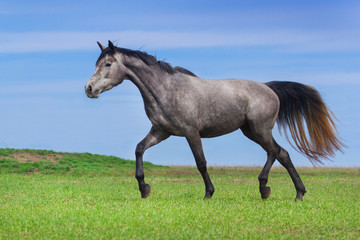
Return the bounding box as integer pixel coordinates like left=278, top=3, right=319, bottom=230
left=85, top=84, right=99, bottom=98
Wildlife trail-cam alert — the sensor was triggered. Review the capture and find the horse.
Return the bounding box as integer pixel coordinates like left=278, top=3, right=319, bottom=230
left=85, top=41, right=343, bottom=201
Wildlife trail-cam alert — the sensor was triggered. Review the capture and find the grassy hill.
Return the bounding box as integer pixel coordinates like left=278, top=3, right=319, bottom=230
left=0, top=148, right=165, bottom=175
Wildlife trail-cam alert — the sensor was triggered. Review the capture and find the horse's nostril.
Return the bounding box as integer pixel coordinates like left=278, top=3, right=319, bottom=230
left=87, top=85, right=92, bottom=94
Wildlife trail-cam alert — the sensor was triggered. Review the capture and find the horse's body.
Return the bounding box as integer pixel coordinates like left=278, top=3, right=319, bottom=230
left=86, top=41, right=343, bottom=200
left=142, top=75, right=278, bottom=139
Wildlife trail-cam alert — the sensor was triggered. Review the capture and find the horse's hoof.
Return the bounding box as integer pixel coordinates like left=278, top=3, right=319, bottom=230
left=295, top=190, right=305, bottom=201
left=203, top=190, right=214, bottom=200
left=260, top=186, right=271, bottom=199
left=140, top=184, right=151, bottom=198
left=203, top=194, right=212, bottom=200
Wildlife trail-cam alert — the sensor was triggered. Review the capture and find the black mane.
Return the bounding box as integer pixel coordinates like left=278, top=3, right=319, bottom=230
left=98, top=47, right=197, bottom=77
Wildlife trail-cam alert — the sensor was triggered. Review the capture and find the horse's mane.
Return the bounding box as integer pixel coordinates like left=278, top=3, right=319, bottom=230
left=98, top=47, right=197, bottom=77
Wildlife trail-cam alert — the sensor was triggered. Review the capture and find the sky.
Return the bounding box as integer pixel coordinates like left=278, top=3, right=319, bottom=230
left=0, top=0, right=359, bottom=167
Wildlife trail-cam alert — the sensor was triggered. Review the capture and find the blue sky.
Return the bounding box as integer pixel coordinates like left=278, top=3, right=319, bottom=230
left=0, top=0, right=359, bottom=167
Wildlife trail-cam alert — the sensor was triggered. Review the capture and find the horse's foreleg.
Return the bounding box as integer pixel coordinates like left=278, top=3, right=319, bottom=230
left=276, top=147, right=306, bottom=201
left=185, top=131, right=214, bottom=199
left=135, top=127, right=169, bottom=198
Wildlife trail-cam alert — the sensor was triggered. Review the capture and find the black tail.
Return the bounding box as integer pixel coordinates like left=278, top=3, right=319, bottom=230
left=265, top=81, right=344, bottom=164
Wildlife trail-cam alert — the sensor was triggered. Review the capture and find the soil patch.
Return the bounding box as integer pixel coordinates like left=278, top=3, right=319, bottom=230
left=8, top=152, right=63, bottom=163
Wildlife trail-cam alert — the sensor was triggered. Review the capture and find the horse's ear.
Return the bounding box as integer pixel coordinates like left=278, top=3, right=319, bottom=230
left=108, top=40, right=116, bottom=52
left=97, top=41, right=106, bottom=52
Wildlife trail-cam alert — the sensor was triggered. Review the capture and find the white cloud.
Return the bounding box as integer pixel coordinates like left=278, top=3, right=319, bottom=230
left=0, top=29, right=359, bottom=53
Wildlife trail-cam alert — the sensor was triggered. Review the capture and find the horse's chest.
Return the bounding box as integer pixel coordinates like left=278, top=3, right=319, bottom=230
left=144, top=104, right=183, bottom=135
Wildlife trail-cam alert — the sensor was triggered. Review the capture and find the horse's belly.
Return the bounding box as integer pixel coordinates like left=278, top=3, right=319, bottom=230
left=199, top=114, right=246, bottom=138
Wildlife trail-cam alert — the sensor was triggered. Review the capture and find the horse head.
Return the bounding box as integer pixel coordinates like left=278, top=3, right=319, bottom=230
left=85, top=41, right=126, bottom=98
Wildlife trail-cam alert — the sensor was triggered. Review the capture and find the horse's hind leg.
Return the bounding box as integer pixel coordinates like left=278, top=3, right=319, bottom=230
left=276, top=146, right=307, bottom=201
left=242, top=122, right=306, bottom=200
left=258, top=152, right=276, bottom=199
left=241, top=124, right=277, bottom=199
left=135, top=127, right=169, bottom=198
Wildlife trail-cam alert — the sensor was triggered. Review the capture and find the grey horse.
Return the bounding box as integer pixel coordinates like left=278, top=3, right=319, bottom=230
left=85, top=41, right=343, bottom=201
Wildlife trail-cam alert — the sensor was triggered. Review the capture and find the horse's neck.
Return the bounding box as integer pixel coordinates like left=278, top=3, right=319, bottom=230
left=124, top=59, right=172, bottom=104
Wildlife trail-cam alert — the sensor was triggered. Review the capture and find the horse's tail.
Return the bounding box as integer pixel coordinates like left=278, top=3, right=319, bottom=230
left=265, top=81, right=344, bottom=164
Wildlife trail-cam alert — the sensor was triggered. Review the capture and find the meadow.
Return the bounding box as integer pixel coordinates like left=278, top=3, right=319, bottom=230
left=0, top=149, right=359, bottom=239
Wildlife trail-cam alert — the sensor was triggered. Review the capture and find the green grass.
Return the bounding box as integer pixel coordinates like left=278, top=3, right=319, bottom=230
left=0, top=149, right=359, bottom=239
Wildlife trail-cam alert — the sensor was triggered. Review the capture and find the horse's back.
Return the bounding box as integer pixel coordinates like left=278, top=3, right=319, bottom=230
left=199, top=78, right=279, bottom=117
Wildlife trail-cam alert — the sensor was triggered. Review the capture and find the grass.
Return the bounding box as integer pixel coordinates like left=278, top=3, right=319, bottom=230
left=0, top=148, right=359, bottom=239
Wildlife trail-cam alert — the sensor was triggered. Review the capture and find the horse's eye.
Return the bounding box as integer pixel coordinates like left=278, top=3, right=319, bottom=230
left=105, top=63, right=112, bottom=67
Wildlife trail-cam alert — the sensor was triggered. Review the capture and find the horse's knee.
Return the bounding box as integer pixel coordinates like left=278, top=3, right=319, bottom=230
left=196, top=160, right=207, bottom=173
left=135, top=143, right=145, bottom=158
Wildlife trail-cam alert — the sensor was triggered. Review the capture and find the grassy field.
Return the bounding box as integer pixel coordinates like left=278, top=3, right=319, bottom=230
left=0, top=149, right=359, bottom=239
